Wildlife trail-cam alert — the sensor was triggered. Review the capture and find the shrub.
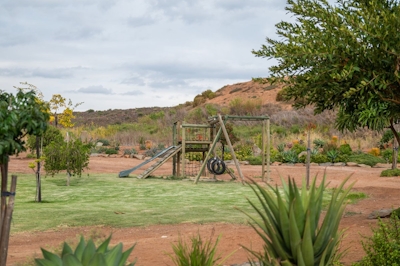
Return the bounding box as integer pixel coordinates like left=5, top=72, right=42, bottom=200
left=27, top=126, right=64, bottom=153
left=247, top=156, right=262, bottom=165
left=105, top=148, right=118, bottom=155
left=348, top=153, right=386, bottom=167
left=326, top=149, right=339, bottom=163
left=241, top=175, right=352, bottom=265
left=311, top=154, right=329, bottom=164
left=380, top=168, right=400, bottom=177
left=275, top=89, right=286, bottom=101
left=368, top=147, right=380, bottom=156
left=35, top=235, right=136, bottom=265
left=355, top=214, right=400, bottom=265
left=97, top=139, right=110, bottom=146
left=168, top=232, right=222, bottom=266
left=193, top=95, right=206, bottom=107
left=201, top=89, right=216, bottom=99
left=139, top=144, right=146, bottom=150
left=313, top=139, right=325, bottom=149
left=339, top=143, right=352, bottom=155
left=281, top=150, right=298, bottom=164
left=379, top=129, right=394, bottom=148
left=234, top=144, right=253, bottom=161
left=290, top=124, right=302, bottom=134
left=291, top=143, right=306, bottom=155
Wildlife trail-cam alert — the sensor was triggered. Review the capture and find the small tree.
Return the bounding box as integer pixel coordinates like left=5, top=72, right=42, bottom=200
left=44, top=137, right=90, bottom=186
left=0, top=89, right=49, bottom=265
left=49, top=94, right=83, bottom=128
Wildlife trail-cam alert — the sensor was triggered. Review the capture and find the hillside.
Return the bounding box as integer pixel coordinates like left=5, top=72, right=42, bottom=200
left=72, top=80, right=290, bottom=127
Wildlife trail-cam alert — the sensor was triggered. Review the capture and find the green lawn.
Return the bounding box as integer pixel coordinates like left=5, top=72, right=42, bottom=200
left=11, top=174, right=365, bottom=234
left=12, top=174, right=259, bottom=233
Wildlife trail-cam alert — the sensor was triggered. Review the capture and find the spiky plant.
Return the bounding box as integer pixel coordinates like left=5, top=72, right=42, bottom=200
left=241, top=174, right=354, bottom=266
left=35, top=235, right=136, bottom=266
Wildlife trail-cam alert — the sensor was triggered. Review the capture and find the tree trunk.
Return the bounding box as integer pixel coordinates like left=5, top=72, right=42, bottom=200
left=0, top=159, right=8, bottom=240
left=0, top=175, right=17, bottom=266
left=36, top=136, right=42, bottom=202
left=306, top=129, right=311, bottom=188
left=389, top=119, right=399, bottom=169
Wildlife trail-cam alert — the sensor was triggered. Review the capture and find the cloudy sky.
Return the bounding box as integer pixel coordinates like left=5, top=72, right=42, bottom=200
left=1, top=0, right=288, bottom=111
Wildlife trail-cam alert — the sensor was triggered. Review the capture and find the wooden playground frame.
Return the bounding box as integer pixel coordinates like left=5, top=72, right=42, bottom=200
left=172, top=114, right=271, bottom=184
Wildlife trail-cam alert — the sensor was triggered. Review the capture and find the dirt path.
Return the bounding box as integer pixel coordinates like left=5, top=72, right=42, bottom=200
left=6, top=156, right=400, bottom=265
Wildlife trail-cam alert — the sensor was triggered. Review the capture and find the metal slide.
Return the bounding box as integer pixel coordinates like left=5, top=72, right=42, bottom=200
left=118, top=145, right=182, bottom=178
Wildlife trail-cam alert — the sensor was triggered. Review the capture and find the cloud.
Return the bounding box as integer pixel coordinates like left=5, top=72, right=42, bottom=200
left=0, top=67, right=75, bottom=79
left=121, top=90, right=144, bottom=96
left=75, top=85, right=114, bottom=94
left=127, top=16, right=156, bottom=27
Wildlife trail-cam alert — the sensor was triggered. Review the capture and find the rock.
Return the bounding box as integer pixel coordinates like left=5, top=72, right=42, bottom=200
left=96, top=142, right=103, bottom=147
left=346, top=162, right=358, bottom=167
left=333, top=162, right=346, bottom=166
left=252, top=145, right=262, bottom=157
left=239, top=161, right=249, bottom=165
left=90, top=153, right=100, bottom=157
left=319, top=162, right=333, bottom=167
left=373, top=163, right=391, bottom=168
left=271, top=162, right=281, bottom=166
left=310, top=163, right=319, bottom=166
left=368, top=209, right=394, bottom=219
left=124, top=155, right=130, bottom=158
left=298, top=151, right=307, bottom=158
left=295, top=163, right=304, bottom=166
left=133, top=154, right=145, bottom=160
left=358, top=164, right=371, bottom=168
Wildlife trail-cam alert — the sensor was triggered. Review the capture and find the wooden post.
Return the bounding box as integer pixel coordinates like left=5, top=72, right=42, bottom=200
left=393, top=137, right=398, bottom=170
left=0, top=160, right=8, bottom=240
left=172, top=122, right=177, bottom=176
left=182, top=122, right=186, bottom=177
left=0, top=175, right=17, bottom=266
left=218, top=114, right=245, bottom=183
left=195, top=127, right=223, bottom=184
left=36, top=136, right=42, bottom=202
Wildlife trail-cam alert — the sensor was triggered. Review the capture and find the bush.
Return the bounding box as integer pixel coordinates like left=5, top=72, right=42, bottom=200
left=97, top=139, right=110, bottom=146
left=105, top=148, right=118, bottom=155
left=339, top=143, right=352, bottom=155
left=355, top=214, right=400, bottom=265
left=311, top=154, right=329, bottom=164
left=291, top=143, right=306, bottom=155
left=35, top=235, right=136, bottom=265
left=247, top=156, right=262, bottom=165
left=313, top=139, right=326, bottom=149
left=348, top=153, right=386, bottom=167
left=380, top=168, right=400, bottom=177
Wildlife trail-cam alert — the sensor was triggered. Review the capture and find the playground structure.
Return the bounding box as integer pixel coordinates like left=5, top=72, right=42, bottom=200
left=119, top=114, right=271, bottom=183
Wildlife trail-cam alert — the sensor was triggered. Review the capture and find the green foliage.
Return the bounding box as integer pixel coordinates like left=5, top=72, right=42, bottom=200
left=326, top=149, right=339, bottom=163
left=149, top=111, right=165, bottom=120
left=27, top=126, right=64, bottom=153
left=169, top=233, right=222, bottom=266
left=291, top=143, right=306, bottom=155
left=289, top=124, right=302, bottom=134
left=246, top=156, right=262, bottom=165
left=105, top=148, right=118, bottom=155
left=35, top=235, right=136, bottom=266
left=201, top=89, right=216, bottom=100
left=234, top=143, right=253, bottom=161
left=228, top=98, right=262, bottom=116
left=381, top=149, right=400, bottom=163
left=348, top=154, right=386, bottom=167
left=379, top=130, right=395, bottom=148
left=0, top=89, right=50, bottom=164
left=44, top=139, right=90, bottom=177
left=311, top=154, right=329, bottom=164
left=380, top=168, right=400, bottom=177
left=241, top=175, right=352, bottom=265
left=277, top=143, right=286, bottom=153
left=272, top=126, right=287, bottom=137
left=355, top=215, right=400, bottom=266
left=219, top=123, right=239, bottom=146
left=313, top=139, right=326, bottom=149
left=275, top=89, right=286, bottom=102
left=193, top=95, right=206, bottom=107
left=339, top=143, right=352, bottom=156
left=139, top=144, right=146, bottom=150
left=97, top=139, right=110, bottom=146
left=204, top=104, right=218, bottom=116
left=253, top=0, right=400, bottom=139
left=279, top=150, right=298, bottom=164
left=123, top=148, right=137, bottom=156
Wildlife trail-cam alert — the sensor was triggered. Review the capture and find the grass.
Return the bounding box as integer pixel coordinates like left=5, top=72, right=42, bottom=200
left=11, top=174, right=365, bottom=234
left=12, top=174, right=258, bottom=233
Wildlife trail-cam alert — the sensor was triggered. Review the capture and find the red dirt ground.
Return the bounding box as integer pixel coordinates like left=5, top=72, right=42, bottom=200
left=6, top=155, right=400, bottom=265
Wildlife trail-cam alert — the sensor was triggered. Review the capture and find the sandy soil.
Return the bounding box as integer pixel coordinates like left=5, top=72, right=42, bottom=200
left=6, top=155, right=400, bottom=265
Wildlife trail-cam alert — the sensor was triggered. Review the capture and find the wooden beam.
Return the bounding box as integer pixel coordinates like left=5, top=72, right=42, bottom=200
left=218, top=114, right=245, bottom=183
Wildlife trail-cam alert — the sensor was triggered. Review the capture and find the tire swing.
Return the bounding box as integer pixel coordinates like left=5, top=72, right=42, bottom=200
left=207, top=157, right=226, bottom=175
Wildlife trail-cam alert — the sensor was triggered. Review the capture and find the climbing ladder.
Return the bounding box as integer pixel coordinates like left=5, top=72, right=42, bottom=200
left=118, top=145, right=182, bottom=178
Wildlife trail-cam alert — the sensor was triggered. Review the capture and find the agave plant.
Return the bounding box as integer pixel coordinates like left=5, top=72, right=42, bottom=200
left=35, top=235, right=136, bottom=266
left=241, top=174, right=354, bottom=266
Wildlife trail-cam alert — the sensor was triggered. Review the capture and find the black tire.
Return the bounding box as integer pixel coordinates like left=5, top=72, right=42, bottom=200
left=207, top=157, right=218, bottom=173
left=211, top=159, right=226, bottom=175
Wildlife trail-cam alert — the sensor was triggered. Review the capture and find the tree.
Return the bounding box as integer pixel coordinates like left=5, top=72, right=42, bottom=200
left=44, top=137, right=90, bottom=186
left=49, top=94, right=83, bottom=128
left=253, top=0, right=400, bottom=167
left=0, top=89, right=49, bottom=265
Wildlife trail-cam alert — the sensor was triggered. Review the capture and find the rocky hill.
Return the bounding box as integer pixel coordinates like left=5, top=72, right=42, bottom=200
left=72, top=80, right=290, bottom=127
